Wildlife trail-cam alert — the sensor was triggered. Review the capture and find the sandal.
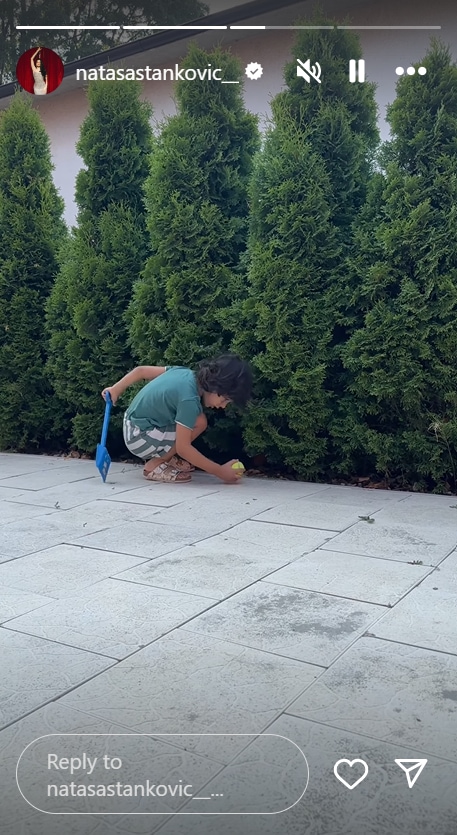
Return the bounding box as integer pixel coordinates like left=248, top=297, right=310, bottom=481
left=143, top=456, right=194, bottom=478
left=144, top=462, right=192, bottom=483
left=169, top=455, right=195, bottom=472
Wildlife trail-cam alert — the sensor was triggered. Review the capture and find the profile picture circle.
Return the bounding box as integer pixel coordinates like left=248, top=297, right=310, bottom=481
left=16, top=46, right=64, bottom=95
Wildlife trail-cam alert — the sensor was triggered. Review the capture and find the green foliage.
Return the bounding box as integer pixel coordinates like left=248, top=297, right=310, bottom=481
left=128, top=44, right=259, bottom=451
left=46, top=80, right=153, bottom=453
left=231, top=116, right=341, bottom=476
left=336, top=41, right=457, bottom=491
left=277, top=22, right=378, bottom=239
left=233, top=25, right=379, bottom=477
left=0, top=94, right=67, bottom=450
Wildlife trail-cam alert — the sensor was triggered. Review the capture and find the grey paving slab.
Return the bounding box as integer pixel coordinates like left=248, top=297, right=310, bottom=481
left=373, top=495, right=457, bottom=529
left=0, top=486, right=28, bottom=500
left=104, top=481, right=222, bottom=508
left=0, top=500, right=170, bottom=561
left=222, top=519, right=335, bottom=558
left=0, top=500, right=57, bottom=525
left=0, top=703, right=223, bottom=835
left=372, top=550, right=457, bottom=653
left=114, top=536, right=303, bottom=600
left=239, top=477, right=329, bottom=495
left=155, top=731, right=308, bottom=816
left=320, top=519, right=457, bottom=565
left=0, top=628, right=114, bottom=729
left=60, top=629, right=321, bottom=764
left=301, top=485, right=411, bottom=505
left=0, top=454, right=137, bottom=481
left=130, top=491, right=293, bottom=536
left=0, top=585, right=55, bottom=622
left=155, top=714, right=457, bottom=835
left=0, top=543, right=146, bottom=597
left=5, top=578, right=214, bottom=659
left=104, top=474, right=328, bottom=512
left=4, top=478, right=160, bottom=509
left=263, top=549, right=430, bottom=606
left=0, top=469, right=98, bottom=490
left=67, top=520, right=215, bottom=559
left=185, top=582, right=384, bottom=665
left=0, top=453, right=72, bottom=474
left=253, top=498, right=385, bottom=531
left=287, top=637, right=457, bottom=762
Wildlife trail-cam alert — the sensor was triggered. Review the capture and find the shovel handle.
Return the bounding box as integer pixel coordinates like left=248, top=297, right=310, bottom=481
left=101, top=392, right=112, bottom=446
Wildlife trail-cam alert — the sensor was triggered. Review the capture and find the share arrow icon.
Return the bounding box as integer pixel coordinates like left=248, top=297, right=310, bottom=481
left=394, top=759, right=427, bottom=788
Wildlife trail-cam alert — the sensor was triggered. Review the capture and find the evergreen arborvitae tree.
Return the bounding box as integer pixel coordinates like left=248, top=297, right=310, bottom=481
left=229, top=25, right=379, bottom=477
left=337, top=41, right=457, bottom=492
left=128, top=43, right=259, bottom=366
left=278, top=23, right=378, bottom=243
left=0, top=95, right=66, bottom=451
left=46, top=80, right=153, bottom=453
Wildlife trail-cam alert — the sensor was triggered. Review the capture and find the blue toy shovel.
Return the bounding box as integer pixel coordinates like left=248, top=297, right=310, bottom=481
left=96, top=392, right=112, bottom=482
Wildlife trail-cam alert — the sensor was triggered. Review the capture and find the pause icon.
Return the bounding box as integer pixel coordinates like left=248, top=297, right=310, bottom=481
left=349, top=59, right=365, bottom=83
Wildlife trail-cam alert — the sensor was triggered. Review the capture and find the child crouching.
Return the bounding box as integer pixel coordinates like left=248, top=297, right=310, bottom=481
left=101, top=354, right=252, bottom=484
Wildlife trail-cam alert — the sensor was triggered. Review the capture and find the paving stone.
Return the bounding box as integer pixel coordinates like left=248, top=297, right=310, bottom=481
left=60, top=630, right=321, bottom=764
left=153, top=730, right=308, bottom=816
left=132, top=491, right=293, bottom=535
left=0, top=453, right=72, bottom=475
left=184, top=582, right=384, bottom=665
left=0, top=500, right=56, bottom=525
left=0, top=469, right=98, bottom=491
left=0, top=703, right=222, bottom=835
left=67, top=521, right=216, bottom=559
left=5, top=578, right=213, bottom=658
left=0, top=586, right=54, bottom=622
left=0, top=629, right=114, bottom=729
left=253, top=498, right=385, bottom=531
left=114, top=536, right=302, bottom=599
left=0, top=486, right=27, bottom=500
left=237, top=478, right=329, bottom=497
left=0, top=544, right=147, bottom=598
left=155, top=714, right=457, bottom=835
left=301, top=485, right=411, bottom=506
left=320, top=519, right=457, bottom=565
left=287, top=638, right=457, bottom=762
left=0, top=455, right=137, bottom=482
left=4, top=478, right=158, bottom=510
left=0, top=501, right=171, bottom=561
left=372, top=550, right=457, bottom=653
left=105, top=481, right=221, bottom=508
left=222, top=519, right=335, bottom=558
left=374, top=495, right=457, bottom=529
left=263, top=549, right=430, bottom=605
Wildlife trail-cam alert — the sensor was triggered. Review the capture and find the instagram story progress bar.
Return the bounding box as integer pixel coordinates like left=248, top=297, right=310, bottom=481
left=16, top=24, right=442, bottom=30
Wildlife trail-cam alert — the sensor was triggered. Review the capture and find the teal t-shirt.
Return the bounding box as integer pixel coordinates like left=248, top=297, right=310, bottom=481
left=126, top=367, right=203, bottom=431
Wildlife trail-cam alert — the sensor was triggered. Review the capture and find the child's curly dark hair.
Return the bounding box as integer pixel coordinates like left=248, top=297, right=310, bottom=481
left=196, top=354, right=252, bottom=408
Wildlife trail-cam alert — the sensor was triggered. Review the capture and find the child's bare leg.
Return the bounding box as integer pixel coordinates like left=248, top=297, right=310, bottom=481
left=143, top=414, right=207, bottom=474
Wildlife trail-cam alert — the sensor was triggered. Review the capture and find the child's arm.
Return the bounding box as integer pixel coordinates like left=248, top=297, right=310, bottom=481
left=175, top=424, right=241, bottom=484
left=101, top=366, right=166, bottom=404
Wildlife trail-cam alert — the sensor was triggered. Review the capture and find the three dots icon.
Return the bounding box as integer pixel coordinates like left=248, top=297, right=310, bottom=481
left=396, top=66, right=427, bottom=77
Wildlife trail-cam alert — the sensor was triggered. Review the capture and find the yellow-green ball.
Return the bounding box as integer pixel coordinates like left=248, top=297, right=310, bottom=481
left=232, top=461, right=245, bottom=474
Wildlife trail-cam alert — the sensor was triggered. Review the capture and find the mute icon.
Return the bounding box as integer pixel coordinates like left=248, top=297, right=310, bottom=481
left=349, top=59, right=365, bottom=83
left=297, top=58, right=322, bottom=83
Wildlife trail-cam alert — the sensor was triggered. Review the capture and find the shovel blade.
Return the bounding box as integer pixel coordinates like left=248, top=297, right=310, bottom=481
left=96, top=444, right=111, bottom=482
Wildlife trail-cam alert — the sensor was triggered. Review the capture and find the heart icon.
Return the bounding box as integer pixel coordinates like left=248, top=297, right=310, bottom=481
left=334, top=758, right=369, bottom=790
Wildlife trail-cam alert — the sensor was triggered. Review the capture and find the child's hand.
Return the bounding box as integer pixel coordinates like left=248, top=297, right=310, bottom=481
left=101, top=386, right=119, bottom=405
left=219, top=460, right=243, bottom=484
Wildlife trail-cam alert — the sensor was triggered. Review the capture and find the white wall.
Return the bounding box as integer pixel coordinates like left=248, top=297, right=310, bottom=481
left=18, top=0, right=457, bottom=225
